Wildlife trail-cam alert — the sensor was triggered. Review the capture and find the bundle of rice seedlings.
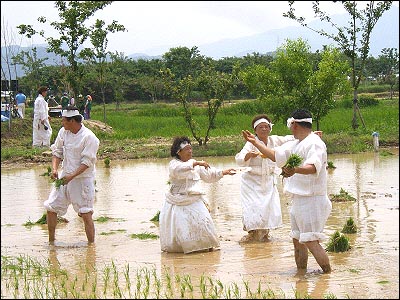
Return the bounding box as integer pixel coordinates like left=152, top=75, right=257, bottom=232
left=341, top=217, right=357, bottom=234
left=326, top=230, right=351, bottom=252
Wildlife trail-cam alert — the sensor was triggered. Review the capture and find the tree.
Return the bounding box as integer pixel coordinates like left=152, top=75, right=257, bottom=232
left=283, top=1, right=393, bottom=129
left=80, top=19, right=126, bottom=123
left=240, top=39, right=350, bottom=130
left=17, top=1, right=115, bottom=97
left=378, top=48, right=399, bottom=98
left=11, top=47, right=48, bottom=99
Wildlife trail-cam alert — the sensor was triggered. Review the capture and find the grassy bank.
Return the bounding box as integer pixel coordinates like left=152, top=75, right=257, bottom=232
left=1, top=97, right=398, bottom=164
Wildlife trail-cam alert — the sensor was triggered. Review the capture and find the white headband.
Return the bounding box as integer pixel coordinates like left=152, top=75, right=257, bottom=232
left=253, top=118, right=274, bottom=130
left=62, top=109, right=81, bottom=117
left=287, top=117, right=312, bottom=128
left=177, top=141, right=190, bottom=154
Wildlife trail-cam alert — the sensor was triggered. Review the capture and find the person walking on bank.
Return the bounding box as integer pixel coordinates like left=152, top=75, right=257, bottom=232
left=159, top=136, right=236, bottom=254
left=32, top=86, right=52, bottom=147
left=84, top=95, right=92, bottom=120
left=242, top=109, right=332, bottom=274
left=60, top=92, right=70, bottom=110
left=15, top=90, right=27, bottom=118
left=44, top=106, right=100, bottom=244
left=235, top=114, right=294, bottom=243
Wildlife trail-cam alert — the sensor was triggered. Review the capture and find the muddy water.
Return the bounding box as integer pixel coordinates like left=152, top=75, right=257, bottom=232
left=1, top=149, right=399, bottom=299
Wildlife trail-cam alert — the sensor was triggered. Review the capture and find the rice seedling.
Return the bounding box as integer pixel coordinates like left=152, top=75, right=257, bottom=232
left=150, top=210, right=160, bottom=222
left=280, top=153, right=303, bottom=177
left=330, top=188, right=357, bottom=202
left=104, top=157, right=111, bottom=167
left=326, top=230, right=351, bottom=252
left=327, top=161, right=336, bottom=169
left=341, top=217, right=357, bottom=234
left=1, top=253, right=344, bottom=299
left=129, top=232, right=159, bottom=240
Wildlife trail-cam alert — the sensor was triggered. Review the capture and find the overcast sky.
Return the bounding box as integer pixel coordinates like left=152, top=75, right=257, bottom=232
left=1, top=1, right=396, bottom=56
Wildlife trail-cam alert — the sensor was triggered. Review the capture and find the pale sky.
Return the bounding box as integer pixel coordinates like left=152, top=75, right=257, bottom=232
left=1, top=1, right=395, bottom=56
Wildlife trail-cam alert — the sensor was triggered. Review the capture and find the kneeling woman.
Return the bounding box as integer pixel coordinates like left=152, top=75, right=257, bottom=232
left=159, top=136, right=235, bottom=254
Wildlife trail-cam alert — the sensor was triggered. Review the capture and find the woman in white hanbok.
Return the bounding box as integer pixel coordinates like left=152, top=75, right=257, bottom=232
left=32, top=86, right=52, bottom=147
left=160, top=136, right=235, bottom=254
left=235, top=114, right=294, bottom=242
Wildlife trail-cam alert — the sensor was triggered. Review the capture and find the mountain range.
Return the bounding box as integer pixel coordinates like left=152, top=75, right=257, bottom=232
left=2, top=5, right=398, bottom=79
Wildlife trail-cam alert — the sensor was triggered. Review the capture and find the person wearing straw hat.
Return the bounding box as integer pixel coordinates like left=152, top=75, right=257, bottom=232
left=235, top=114, right=294, bottom=243
left=44, top=105, right=100, bottom=244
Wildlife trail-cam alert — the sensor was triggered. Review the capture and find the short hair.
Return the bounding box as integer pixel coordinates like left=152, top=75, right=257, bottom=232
left=170, top=136, right=191, bottom=158
left=38, top=86, right=48, bottom=95
left=251, top=114, right=272, bottom=130
left=291, top=109, right=312, bottom=129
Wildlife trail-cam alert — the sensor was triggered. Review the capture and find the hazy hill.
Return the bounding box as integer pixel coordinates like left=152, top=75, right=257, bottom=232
left=2, top=5, right=398, bottom=79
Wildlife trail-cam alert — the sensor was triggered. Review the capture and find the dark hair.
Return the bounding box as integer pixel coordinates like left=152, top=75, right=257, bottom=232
left=291, top=109, right=312, bottom=129
left=64, top=105, right=83, bottom=123
left=251, top=114, right=272, bottom=130
left=170, top=136, right=191, bottom=158
left=38, top=86, right=48, bottom=95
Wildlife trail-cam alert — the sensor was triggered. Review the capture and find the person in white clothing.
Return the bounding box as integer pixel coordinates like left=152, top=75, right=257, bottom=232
left=32, top=86, right=52, bottom=147
left=235, top=114, right=294, bottom=243
left=242, top=109, right=331, bottom=274
left=159, top=136, right=236, bottom=254
left=44, top=106, right=100, bottom=244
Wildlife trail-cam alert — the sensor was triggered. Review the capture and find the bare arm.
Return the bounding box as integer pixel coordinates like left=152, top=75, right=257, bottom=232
left=241, top=130, right=276, bottom=161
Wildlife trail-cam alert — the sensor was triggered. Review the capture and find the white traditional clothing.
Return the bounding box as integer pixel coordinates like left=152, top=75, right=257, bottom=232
left=235, top=135, right=294, bottom=233
left=32, top=94, right=52, bottom=147
left=44, top=124, right=100, bottom=216
left=274, top=132, right=332, bottom=243
left=159, top=158, right=224, bottom=254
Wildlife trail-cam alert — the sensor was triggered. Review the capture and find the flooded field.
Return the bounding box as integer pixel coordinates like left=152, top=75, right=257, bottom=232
left=1, top=149, right=398, bottom=298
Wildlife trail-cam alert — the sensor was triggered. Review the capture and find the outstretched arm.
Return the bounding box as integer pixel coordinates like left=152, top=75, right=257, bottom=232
left=241, top=130, right=276, bottom=162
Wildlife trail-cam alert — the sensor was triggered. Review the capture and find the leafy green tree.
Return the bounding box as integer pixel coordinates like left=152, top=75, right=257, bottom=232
left=378, top=48, right=399, bottom=98
left=240, top=39, right=350, bottom=130
left=80, top=19, right=126, bottom=123
left=17, top=1, right=115, bottom=97
left=162, top=46, right=210, bottom=80
left=11, top=47, right=48, bottom=99
left=283, top=0, right=393, bottom=129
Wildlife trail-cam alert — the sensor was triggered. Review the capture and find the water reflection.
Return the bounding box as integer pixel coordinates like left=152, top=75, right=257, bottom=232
left=1, top=149, right=398, bottom=298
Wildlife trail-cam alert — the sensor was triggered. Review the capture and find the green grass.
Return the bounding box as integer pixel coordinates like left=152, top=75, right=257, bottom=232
left=1, top=97, right=398, bottom=162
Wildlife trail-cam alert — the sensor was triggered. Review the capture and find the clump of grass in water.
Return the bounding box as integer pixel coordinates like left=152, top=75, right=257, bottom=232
left=23, top=212, right=68, bottom=226
left=326, top=230, right=351, bottom=252
left=104, top=157, right=111, bottom=168
left=129, top=232, right=159, bottom=240
left=150, top=211, right=160, bottom=222
left=342, top=217, right=357, bottom=234
left=280, top=153, right=303, bottom=177
left=327, top=161, right=336, bottom=169
left=330, top=188, right=356, bottom=202
left=40, top=166, right=52, bottom=176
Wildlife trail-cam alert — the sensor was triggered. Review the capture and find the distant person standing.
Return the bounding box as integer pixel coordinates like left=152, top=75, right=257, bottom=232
left=61, top=92, right=70, bottom=110
left=15, top=90, right=27, bottom=118
left=84, top=95, right=92, bottom=119
left=33, top=86, right=52, bottom=147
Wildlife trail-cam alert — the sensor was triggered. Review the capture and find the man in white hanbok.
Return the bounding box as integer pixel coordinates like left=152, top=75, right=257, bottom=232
left=160, top=136, right=236, bottom=254
left=32, top=86, right=52, bottom=147
left=44, top=106, right=100, bottom=244
left=235, top=114, right=294, bottom=242
left=242, top=109, right=332, bottom=274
